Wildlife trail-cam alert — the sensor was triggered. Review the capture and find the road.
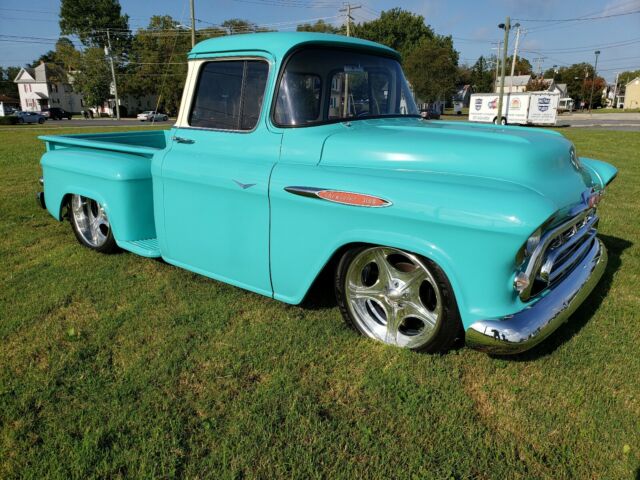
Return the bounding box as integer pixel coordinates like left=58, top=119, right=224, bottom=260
left=4, top=114, right=640, bottom=131
left=556, top=112, right=640, bottom=131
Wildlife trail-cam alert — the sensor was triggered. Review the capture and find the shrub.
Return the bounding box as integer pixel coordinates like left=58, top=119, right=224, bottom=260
left=0, top=116, right=18, bottom=125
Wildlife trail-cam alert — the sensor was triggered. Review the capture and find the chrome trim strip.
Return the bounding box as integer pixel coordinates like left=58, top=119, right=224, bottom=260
left=466, top=238, right=607, bottom=355
left=283, top=186, right=392, bottom=207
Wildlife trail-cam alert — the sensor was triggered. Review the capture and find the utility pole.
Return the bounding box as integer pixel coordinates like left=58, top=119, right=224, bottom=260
left=588, top=50, right=601, bottom=113
left=105, top=29, right=120, bottom=120
left=612, top=71, right=619, bottom=108
left=493, top=42, right=501, bottom=92
left=496, top=16, right=510, bottom=125
left=581, top=67, right=588, bottom=110
left=190, top=0, right=196, bottom=47
left=509, top=23, right=521, bottom=91
left=339, top=3, right=360, bottom=116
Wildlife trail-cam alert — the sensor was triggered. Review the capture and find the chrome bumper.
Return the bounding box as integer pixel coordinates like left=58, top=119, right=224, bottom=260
left=466, top=237, right=607, bottom=355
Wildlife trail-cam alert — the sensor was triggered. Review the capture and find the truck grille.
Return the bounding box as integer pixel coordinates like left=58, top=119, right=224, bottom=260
left=529, top=210, right=598, bottom=297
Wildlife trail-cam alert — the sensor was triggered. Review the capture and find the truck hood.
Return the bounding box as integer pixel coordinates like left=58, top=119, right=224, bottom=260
left=319, top=117, right=596, bottom=212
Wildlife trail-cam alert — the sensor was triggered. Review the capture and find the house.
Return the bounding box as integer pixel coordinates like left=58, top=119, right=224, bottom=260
left=14, top=63, right=84, bottom=113
left=14, top=62, right=158, bottom=116
left=624, top=77, right=640, bottom=109
left=494, top=75, right=531, bottom=93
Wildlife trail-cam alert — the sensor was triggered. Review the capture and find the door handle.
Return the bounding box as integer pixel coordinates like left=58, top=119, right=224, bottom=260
left=172, top=136, right=195, bottom=144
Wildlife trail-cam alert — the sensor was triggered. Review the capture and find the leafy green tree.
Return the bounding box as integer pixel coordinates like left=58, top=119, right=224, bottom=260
left=221, top=19, right=271, bottom=34
left=297, top=20, right=340, bottom=33
left=121, top=16, right=228, bottom=115
left=619, top=70, right=640, bottom=86
left=0, top=67, right=21, bottom=99
left=60, top=0, right=130, bottom=51
left=352, top=8, right=435, bottom=58
left=468, top=56, right=494, bottom=93
left=505, top=56, right=532, bottom=76
left=547, top=63, right=605, bottom=105
left=403, top=35, right=459, bottom=102
left=73, top=47, right=111, bottom=109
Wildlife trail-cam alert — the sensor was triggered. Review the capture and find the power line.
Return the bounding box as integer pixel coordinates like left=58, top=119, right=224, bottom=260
left=513, top=8, right=640, bottom=22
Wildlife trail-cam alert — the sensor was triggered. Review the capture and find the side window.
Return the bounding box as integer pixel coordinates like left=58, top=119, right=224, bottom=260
left=189, top=60, right=268, bottom=131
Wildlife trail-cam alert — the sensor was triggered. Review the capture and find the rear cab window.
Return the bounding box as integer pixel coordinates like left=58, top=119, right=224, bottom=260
left=189, top=59, right=269, bottom=131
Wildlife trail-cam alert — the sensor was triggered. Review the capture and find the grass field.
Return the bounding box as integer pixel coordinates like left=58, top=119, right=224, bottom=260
left=1, top=125, right=638, bottom=479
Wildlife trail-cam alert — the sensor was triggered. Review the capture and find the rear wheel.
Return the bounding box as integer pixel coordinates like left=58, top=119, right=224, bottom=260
left=335, top=246, right=461, bottom=353
left=69, top=195, right=118, bottom=253
left=38, top=118, right=45, bottom=124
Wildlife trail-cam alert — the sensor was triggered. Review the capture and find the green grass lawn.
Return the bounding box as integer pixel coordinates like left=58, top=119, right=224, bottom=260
left=1, top=125, right=638, bottom=479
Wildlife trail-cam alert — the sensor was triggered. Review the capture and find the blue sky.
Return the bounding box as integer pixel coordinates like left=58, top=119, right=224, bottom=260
left=1, top=0, right=639, bottom=82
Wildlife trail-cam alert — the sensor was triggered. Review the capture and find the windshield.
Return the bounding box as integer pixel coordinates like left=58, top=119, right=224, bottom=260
left=274, top=47, right=418, bottom=127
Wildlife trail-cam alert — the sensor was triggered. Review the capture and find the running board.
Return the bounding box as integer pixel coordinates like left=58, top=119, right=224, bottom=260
left=117, top=238, right=161, bottom=258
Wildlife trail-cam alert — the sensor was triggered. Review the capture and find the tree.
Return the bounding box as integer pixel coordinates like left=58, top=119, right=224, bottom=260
left=547, top=63, right=604, bottom=105
left=403, top=35, right=459, bottom=102
left=297, top=19, right=340, bottom=33
left=468, top=55, right=494, bottom=93
left=221, top=19, right=271, bottom=34
left=504, top=56, right=532, bottom=76
left=352, top=8, right=435, bottom=58
left=28, top=38, right=81, bottom=82
left=60, top=0, right=130, bottom=51
left=0, top=67, right=21, bottom=99
left=73, top=47, right=111, bottom=109
left=619, top=70, right=640, bottom=86
left=121, top=16, right=227, bottom=115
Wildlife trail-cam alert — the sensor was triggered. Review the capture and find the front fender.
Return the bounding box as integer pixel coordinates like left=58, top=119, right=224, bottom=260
left=269, top=164, right=557, bottom=328
left=580, top=157, right=618, bottom=189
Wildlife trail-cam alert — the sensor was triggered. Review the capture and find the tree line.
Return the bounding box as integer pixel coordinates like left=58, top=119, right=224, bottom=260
left=1, top=0, right=634, bottom=112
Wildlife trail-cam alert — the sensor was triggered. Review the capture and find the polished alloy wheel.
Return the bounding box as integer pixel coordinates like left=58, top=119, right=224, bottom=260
left=344, top=247, right=443, bottom=348
left=71, top=194, right=111, bottom=248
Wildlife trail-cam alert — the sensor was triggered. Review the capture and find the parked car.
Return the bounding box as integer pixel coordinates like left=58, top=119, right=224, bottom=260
left=137, top=111, right=168, bottom=122
left=14, top=111, right=45, bottom=124
left=41, top=107, right=73, bottom=120
left=36, top=33, right=617, bottom=355
left=419, top=103, right=441, bottom=120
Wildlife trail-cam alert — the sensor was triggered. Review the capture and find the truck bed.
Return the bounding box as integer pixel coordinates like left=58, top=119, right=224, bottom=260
left=39, top=130, right=169, bottom=157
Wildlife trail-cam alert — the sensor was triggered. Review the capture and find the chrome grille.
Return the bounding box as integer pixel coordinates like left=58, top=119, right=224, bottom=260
left=532, top=211, right=598, bottom=296
left=518, top=207, right=598, bottom=300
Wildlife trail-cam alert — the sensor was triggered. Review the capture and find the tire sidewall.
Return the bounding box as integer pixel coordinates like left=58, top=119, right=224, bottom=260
left=69, top=196, right=119, bottom=254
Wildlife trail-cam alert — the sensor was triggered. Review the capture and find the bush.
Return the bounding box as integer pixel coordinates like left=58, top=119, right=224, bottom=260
left=0, top=116, right=18, bottom=125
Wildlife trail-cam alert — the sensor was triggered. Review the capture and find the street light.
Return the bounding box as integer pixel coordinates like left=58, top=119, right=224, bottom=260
left=588, top=50, right=601, bottom=113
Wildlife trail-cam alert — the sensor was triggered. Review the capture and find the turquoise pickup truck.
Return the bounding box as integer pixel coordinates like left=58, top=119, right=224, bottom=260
left=36, top=32, right=617, bottom=354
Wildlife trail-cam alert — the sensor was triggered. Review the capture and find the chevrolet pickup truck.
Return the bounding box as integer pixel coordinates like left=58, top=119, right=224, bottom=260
left=36, top=32, right=617, bottom=354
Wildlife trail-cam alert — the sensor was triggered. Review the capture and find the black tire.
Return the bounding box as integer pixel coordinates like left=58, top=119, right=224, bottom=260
left=163, top=115, right=168, bottom=121
left=38, top=118, right=45, bottom=124
left=335, top=245, right=462, bottom=353
left=68, top=196, right=119, bottom=254
left=17, top=118, right=24, bottom=124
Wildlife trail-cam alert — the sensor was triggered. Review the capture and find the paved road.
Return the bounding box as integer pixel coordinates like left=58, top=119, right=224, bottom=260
left=1, top=118, right=173, bottom=130
left=4, top=114, right=640, bottom=131
left=556, top=113, right=640, bottom=131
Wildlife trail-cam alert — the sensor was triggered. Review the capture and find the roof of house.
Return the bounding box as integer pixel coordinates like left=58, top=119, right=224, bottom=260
left=14, top=63, right=68, bottom=83
left=188, top=32, right=399, bottom=60
left=495, top=75, right=531, bottom=87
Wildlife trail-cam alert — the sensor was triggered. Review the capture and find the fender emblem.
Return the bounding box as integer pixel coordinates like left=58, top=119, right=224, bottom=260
left=284, top=186, right=391, bottom=207
left=233, top=180, right=256, bottom=190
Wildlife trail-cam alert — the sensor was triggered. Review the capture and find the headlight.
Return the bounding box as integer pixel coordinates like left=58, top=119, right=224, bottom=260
left=569, top=146, right=581, bottom=170
left=515, top=227, right=542, bottom=266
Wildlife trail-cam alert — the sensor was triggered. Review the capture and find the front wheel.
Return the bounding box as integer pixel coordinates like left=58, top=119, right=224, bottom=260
left=38, top=118, right=45, bottom=124
left=69, top=195, right=118, bottom=253
left=335, top=246, right=462, bottom=352
left=162, top=115, right=168, bottom=121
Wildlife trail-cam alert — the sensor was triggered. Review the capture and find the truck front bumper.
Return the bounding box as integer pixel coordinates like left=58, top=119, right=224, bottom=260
left=465, top=237, right=607, bottom=355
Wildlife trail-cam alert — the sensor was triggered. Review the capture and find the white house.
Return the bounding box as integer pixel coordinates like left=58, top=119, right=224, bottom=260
left=495, top=75, right=531, bottom=93
left=14, top=63, right=84, bottom=113
left=14, top=62, right=158, bottom=116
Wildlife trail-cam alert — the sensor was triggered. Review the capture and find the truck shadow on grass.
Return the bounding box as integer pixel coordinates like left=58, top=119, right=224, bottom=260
left=504, top=233, right=632, bottom=361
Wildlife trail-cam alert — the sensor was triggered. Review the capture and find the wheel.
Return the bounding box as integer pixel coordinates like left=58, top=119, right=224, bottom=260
left=500, top=118, right=507, bottom=125
left=38, top=118, right=45, bottom=124
left=17, top=118, right=24, bottom=124
left=335, top=246, right=461, bottom=352
left=69, top=195, right=118, bottom=253
left=163, top=115, right=168, bottom=121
